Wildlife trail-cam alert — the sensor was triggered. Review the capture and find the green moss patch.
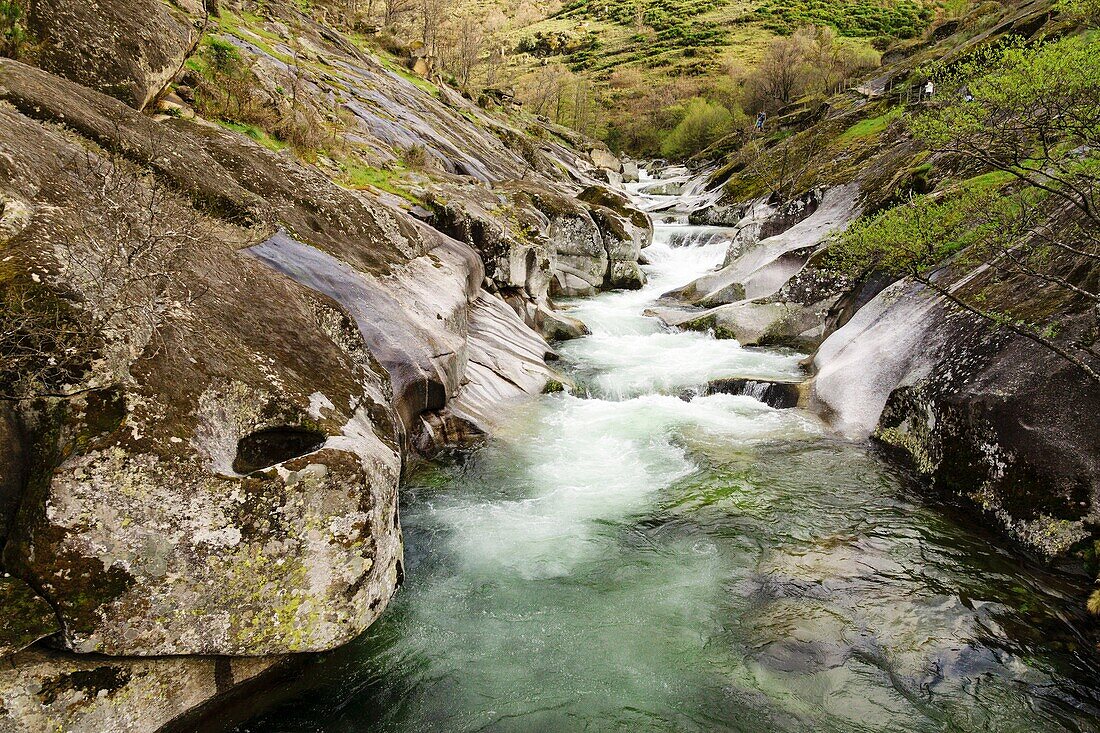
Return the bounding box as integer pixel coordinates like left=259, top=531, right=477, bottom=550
left=337, top=162, right=421, bottom=204
left=836, top=107, right=903, bottom=142
left=0, top=576, right=59, bottom=657
left=217, top=120, right=288, bottom=151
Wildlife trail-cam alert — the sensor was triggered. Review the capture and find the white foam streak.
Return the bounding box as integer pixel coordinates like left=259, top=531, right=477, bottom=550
left=434, top=211, right=814, bottom=578
left=437, top=393, right=818, bottom=579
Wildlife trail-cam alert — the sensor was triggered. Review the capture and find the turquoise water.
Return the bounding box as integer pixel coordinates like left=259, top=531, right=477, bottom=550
left=235, top=217, right=1100, bottom=733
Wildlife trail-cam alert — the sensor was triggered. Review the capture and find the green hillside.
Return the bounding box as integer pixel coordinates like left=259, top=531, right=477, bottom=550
left=420, top=0, right=950, bottom=155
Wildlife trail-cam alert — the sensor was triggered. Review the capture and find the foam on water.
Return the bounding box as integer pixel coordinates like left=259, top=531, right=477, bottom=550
left=558, top=223, right=804, bottom=399
left=436, top=391, right=819, bottom=579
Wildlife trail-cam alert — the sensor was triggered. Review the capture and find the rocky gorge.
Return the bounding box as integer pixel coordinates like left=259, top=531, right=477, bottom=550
left=0, top=0, right=1098, bottom=730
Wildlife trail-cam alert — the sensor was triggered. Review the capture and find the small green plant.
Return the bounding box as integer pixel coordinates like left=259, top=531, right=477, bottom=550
left=402, top=144, right=431, bottom=169
left=0, top=0, right=31, bottom=59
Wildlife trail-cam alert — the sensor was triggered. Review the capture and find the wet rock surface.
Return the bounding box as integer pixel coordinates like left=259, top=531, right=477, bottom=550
left=808, top=267, right=1100, bottom=559
left=655, top=185, right=860, bottom=352
left=671, top=185, right=860, bottom=307
left=704, top=377, right=804, bottom=408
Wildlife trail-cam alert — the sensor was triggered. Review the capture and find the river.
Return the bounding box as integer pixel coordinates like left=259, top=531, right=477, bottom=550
left=234, top=172, right=1100, bottom=732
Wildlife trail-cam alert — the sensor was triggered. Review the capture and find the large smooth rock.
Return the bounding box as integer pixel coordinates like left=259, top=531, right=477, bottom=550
left=424, top=180, right=554, bottom=301
left=424, top=179, right=650, bottom=327
left=672, top=184, right=860, bottom=306
left=577, top=184, right=653, bottom=248
left=705, top=377, right=804, bottom=409
left=0, top=63, right=416, bottom=657
left=675, top=300, right=826, bottom=351
left=809, top=275, right=1100, bottom=559
left=809, top=279, right=946, bottom=437
left=29, top=0, right=198, bottom=110
left=422, top=291, right=556, bottom=450
left=499, top=181, right=639, bottom=297
left=247, top=228, right=478, bottom=441
left=589, top=146, right=621, bottom=172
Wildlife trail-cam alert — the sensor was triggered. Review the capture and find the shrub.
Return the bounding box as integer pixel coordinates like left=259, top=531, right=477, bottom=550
left=660, top=97, right=736, bottom=158
left=826, top=189, right=1008, bottom=278
left=192, top=36, right=326, bottom=158
left=1058, top=0, right=1100, bottom=25
left=754, top=0, right=932, bottom=38
left=402, top=143, right=431, bottom=169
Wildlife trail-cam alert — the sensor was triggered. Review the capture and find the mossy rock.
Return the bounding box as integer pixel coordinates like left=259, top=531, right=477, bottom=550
left=0, top=576, right=59, bottom=658
left=542, top=379, right=567, bottom=394
left=577, top=185, right=650, bottom=231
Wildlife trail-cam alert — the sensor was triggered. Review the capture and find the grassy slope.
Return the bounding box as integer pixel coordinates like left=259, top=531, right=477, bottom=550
left=488, top=0, right=940, bottom=88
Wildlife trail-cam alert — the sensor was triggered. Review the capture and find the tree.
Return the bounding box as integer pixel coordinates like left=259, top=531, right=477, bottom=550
left=912, top=35, right=1100, bottom=232
left=1, top=151, right=206, bottom=402
left=914, top=33, right=1100, bottom=375
left=195, top=37, right=256, bottom=121
left=741, top=26, right=879, bottom=111
left=1058, top=0, right=1100, bottom=26
left=443, top=10, right=486, bottom=90
left=382, top=0, right=415, bottom=29
left=795, top=25, right=878, bottom=96
left=754, top=35, right=806, bottom=107
left=831, top=185, right=1100, bottom=386
left=419, top=0, right=446, bottom=59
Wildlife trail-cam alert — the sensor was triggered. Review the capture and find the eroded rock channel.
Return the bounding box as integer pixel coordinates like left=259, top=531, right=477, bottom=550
left=231, top=171, right=1100, bottom=732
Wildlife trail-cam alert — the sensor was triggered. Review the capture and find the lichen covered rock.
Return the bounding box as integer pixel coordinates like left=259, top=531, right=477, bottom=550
left=0, top=97, right=406, bottom=654
left=29, top=0, right=198, bottom=110
left=811, top=271, right=1100, bottom=560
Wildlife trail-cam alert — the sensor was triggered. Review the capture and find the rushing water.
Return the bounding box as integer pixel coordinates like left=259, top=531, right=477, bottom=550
left=236, top=178, right=1100, bottom=733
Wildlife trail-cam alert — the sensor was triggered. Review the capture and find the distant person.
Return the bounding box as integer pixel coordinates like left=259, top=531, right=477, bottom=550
left=924, top=80, right=935, bottom=100
left=755, top=110, right=767, bottom=131
left=963, top=87, right=974, bottom=102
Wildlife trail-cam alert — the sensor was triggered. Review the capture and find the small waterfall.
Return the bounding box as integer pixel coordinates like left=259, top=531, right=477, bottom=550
left=704, top=377, right=802, bottom=408
left=665, top=227, right=740, bottom=249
